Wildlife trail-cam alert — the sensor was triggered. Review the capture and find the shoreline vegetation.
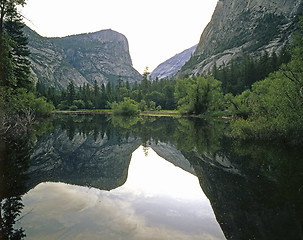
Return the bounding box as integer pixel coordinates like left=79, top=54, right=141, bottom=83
left=52, top=109, right=233, bottom=119
left=53, top=110, right=182, bottom=117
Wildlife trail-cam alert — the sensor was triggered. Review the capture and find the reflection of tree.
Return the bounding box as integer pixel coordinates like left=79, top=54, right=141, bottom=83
left=111, top=115, right=227, bottom=157
left=133, top=117, right=178, bottom=145
left=175, top=118, right=227, bottom=154
left=142, top=146, right=149, bottom=157
left=54, top=114, right=181, bottom=146
left=66, top=116, right=76, bottom=141
left=53, top=114, right=113, bottom=141
left=52, top=115, right=228, bottom=157
left=110, top=115, right=140, bottom=141
left=0, top=125, right=37, bottom=239
left=0, top=197, right=25, bottom=240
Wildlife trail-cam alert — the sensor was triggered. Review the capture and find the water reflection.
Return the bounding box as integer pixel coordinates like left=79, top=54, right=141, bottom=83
left=2, top=114, right=302, bottom=240
left=17, top=146, right=225, bottom=240
left=0, top=127, right=33, bottom=240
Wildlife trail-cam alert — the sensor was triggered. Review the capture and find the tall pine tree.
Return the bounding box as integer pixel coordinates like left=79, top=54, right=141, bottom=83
left=4, top=6, right=32, bottom=90
left=0, top=0, right=28, bottom=88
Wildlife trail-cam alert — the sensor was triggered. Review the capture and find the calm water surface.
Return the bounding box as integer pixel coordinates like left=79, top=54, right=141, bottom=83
left=18, top=146, right=224, bottom=240
left=1, top=114, right=302, bottom=240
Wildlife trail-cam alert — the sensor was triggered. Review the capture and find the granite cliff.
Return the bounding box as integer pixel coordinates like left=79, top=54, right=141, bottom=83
left=24, top=27, right=141, bottom=90
left=179, top=0, right=303, bottom=77
left=150, top=45, right=196, bottom=80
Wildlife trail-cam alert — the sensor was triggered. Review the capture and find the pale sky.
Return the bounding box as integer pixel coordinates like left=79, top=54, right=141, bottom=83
left=20, top=0, right=218, bottom=74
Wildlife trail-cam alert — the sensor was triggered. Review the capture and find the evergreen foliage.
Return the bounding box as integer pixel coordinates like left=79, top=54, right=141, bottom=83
left=212, top=48, right=291, bottom=95
left=37, top=71, right=176, bottom=111
left=4, top=7, right=32, bottom=90
left=0, top=0, right=30, bottom=89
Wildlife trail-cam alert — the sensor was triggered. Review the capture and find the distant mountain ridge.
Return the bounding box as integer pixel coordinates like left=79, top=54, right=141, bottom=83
left=24, top=27, right=141, bottom=90
left=150, top=45, right=197, bottom=80
left=179, top=0, right=303, bottom=77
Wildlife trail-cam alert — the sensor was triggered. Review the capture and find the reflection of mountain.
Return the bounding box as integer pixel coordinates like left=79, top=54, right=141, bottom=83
left=183, top=150, right=303, bottom=240
left=27, top=129, right=141, bottom=191
left=149, top=142, right=196, bottom=176
left=26, top=115, right=303, bottom=240
left=27, top=130, right=196, bottom=192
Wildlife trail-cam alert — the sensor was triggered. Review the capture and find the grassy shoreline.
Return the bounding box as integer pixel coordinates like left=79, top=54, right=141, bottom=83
left=53, top=109, right=182, bottom=117
left=53, top=109, right=112, bottom=115
left=53, top=109, right=234, bottom=119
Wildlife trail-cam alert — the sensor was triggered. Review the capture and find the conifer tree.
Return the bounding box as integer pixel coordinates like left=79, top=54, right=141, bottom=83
left=0, top=0, right=27, bottom=87
left=67, top=81, right=75, bottom=105
left=4, top=7, right=32, bottom=90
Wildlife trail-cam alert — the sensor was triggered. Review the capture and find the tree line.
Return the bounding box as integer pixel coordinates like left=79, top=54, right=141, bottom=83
left=36, top=68, right=177, bottom=112
left=212, top=47, right=291, bottom=95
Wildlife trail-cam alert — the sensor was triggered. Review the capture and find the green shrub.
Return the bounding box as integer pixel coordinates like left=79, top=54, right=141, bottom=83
left=139, top=100, right=147, bottom=111
left=57, top=103, right=69, bottom=110
left=69, top=105, right=78, bottom=111
left=1, top=88, right=54, bottom=117
left=111, top=97, right=140, bottom=116
left=73, top=100, right=85, bottom=109
left=149, top=101, right=156, bottom=111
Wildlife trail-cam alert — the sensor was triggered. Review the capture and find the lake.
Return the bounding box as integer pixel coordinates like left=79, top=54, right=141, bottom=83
left=1, top=114, right=302, bottom=240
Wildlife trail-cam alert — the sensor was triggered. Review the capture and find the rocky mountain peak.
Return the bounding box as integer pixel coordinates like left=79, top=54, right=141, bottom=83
left=25, top=27, right=141, bottom=90
left=179, top=0, right=303, bottom=77
left=150, top=45, right=197, bottom=80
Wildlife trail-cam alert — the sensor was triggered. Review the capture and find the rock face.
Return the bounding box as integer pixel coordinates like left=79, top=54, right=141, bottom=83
left=25, top=27, right=142, bottom=89
left=24, top=27, right=89, bottom=90
left=179, top=0, right=303, bottom=76
left=150, top=45, right=197, bottom=80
